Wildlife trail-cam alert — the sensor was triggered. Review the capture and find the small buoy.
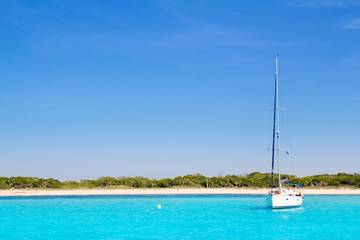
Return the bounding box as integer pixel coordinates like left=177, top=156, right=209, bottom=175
left=157, top=205, right=161, bottom=209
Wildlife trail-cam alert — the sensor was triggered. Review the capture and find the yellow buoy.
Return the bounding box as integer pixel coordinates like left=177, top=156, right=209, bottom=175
left=157, top=205, right=161, bottom=209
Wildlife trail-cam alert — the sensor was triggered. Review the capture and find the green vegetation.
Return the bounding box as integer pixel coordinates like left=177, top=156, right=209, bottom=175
left=0, top=173, right=360, bottom=189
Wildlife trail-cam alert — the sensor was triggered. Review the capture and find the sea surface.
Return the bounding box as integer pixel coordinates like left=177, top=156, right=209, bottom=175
left=0, top=194, right=359, bottom=239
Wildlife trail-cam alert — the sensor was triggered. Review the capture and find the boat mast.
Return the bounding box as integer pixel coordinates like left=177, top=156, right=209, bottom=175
left=270, top=55, right=281, bottom=190
left=270, top=57, right=277, bottom=188
left=275, top=55, right=281, bottom=191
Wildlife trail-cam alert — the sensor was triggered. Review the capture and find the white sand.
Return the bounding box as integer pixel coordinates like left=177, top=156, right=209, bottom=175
left=1, top=188, right=359, bottom=196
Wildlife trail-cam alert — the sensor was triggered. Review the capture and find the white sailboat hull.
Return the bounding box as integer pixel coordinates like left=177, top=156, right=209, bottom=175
left=266, top=193, right=303, bottom=209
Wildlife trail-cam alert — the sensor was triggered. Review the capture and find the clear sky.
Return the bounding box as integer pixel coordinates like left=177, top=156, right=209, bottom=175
left=1, top=0, right=359, bottom=180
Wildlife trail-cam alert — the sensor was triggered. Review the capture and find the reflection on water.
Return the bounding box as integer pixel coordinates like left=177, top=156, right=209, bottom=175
left=272, top=206, right=305, bottom=213
left=248, top=205, right=305, bottom=213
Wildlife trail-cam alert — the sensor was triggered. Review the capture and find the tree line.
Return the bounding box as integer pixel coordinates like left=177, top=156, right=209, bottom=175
left=0, top=172, right=359, bottom=189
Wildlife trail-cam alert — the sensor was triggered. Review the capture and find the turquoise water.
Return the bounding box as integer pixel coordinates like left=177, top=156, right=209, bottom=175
left=0, top=195, right=359, bottom=239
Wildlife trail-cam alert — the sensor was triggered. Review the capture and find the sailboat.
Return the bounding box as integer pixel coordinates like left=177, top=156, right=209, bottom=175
left=266, top=56, right=304, bottom=209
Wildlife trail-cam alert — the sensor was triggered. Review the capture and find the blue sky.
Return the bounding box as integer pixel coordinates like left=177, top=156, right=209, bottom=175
left=0, top=0, right=359, bottom=180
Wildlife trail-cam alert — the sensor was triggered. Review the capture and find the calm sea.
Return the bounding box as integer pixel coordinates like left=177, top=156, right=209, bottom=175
left=0, top=194, right=359, bottom=239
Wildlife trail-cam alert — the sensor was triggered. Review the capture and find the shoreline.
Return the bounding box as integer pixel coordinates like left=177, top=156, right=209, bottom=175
left=1, top=188, right=360, bottom=196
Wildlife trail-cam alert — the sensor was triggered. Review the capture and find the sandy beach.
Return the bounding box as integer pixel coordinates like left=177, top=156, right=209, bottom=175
left=1, top=188, right=360, bottom=196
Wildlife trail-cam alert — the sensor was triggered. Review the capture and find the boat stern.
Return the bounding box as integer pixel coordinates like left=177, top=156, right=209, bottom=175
left=266, top=190, right=304, bottom=209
